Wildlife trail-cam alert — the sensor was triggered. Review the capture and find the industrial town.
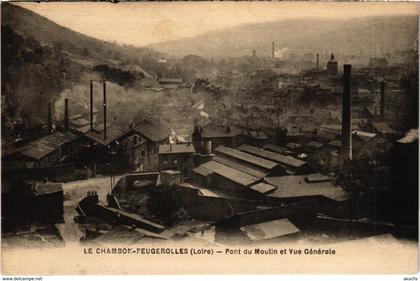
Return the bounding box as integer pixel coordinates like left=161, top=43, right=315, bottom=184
left=1, top=3, right=418, bottom=248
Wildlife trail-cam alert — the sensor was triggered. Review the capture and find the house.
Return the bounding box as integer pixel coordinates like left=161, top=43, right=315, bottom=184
left=192, top=124, right=242, bottom=154
left=242, top=130, right=268, bottom=147
left=158, top=78, right=183, bottom=89
left=239, top=144, right=311, bottom=175
left=158, top=144, right=196, bottom=178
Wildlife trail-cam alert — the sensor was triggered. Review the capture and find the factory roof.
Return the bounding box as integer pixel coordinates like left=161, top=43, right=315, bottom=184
left=192, top=166, right=214, bottom=177
left=213, top=156, right=268, bottom=178
left=159, top=144, right=196, bottom=154
left=240, top=219, right=299, bottom=241
left=215, top=145, right=278, bottom=170
left=200, top=160, right=260, bottom=186
left=20, top=131, right=79, bottom=160
left=263, top=144, right=288, bottom=155
left=265, top=174, right=347, bottom=202
left=239, top=144, right=307, bottom=169
left=85, top=124, right=132, bottom=146
left=249, top=182, right=277, bottom=194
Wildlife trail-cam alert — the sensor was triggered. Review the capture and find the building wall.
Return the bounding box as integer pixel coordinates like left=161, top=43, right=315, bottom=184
left=158, top=153, right=195, bottom=177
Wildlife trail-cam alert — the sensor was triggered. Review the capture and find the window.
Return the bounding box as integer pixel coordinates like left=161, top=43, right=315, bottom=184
left=173, top=159, right=178, bottom=165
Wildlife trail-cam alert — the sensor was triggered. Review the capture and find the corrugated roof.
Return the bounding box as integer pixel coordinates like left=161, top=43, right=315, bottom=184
left=159, top=144, right=195, bottom=154
left=192, top=166, right=214, bottom=177
left=249, top=182, right=277, bottom=194
left=265, top=175, right=347, bottom=201
left=213, top=156, right=268, bottom=178
left=215, top=145, right=278, bottom=170
left=240, top=219, right=299, bottom=241
left=200, top=161, right=260, bottom=186
left=263, top=144, right=288, bottom=154
left=239, top=144, right=306, bottom=168
left=20, top=131, right=79, bottom=160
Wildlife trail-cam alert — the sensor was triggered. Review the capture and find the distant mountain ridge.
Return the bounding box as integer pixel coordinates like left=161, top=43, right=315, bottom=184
left=148, top=15, right=418, bottom=58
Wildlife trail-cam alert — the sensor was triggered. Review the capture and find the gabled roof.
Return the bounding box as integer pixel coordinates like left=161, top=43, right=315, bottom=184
left=249, top=182, right=277, bottom=194
left=85, top=124, right=134, bottom=146
left=134, top=122, right=170, bottom=142
left=200, top=161, right=260, bottom=187
left=265, top=174, right=347, bottom=201
left=239, top=144, right=307, bottom=169
left=20, top=131, right=79, bottom=160
left=263, top=144, right=288, bottom=154
left=215, top=145, right=278, bottom=170
left=213, top=156, right=268, bottom=178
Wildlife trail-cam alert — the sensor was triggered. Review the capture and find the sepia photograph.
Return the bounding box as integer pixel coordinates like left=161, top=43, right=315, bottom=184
left=1, top=1, right=419, bottom=275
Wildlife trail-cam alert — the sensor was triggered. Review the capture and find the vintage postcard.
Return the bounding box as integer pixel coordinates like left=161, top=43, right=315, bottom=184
left=1, top=1, right=418, bottom=275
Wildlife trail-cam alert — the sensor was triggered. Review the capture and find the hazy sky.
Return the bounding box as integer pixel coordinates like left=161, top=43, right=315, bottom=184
left=17, top=2, right=419, bottom=47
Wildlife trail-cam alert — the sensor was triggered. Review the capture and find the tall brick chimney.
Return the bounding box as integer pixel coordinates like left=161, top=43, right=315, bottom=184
left=90, top=80, right=94, bottom=132
left=341, top=64, right=352, bottom=161
left=380, top=81, right=385, bottom=121
left=103, top=80, right=107, bottom=140
left=47, top=102, right=52, bottom=133
left=64, top=98, right=69, bottom=130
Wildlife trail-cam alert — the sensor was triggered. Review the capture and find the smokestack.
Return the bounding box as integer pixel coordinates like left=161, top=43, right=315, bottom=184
left=64, top=98, right=69, bottom=130
left=103, top=80, right=107, bottom=140
left=316, top=53, right=319, bottom=71
left=341, top=64, right=352, bottom=161
left=272, top=41, right=275, bottom=59
left=47, top=102, right=52, bottom=133
left=90, top=80, right=94, bottom=132
left=380, top=81, right=385, bottom=121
